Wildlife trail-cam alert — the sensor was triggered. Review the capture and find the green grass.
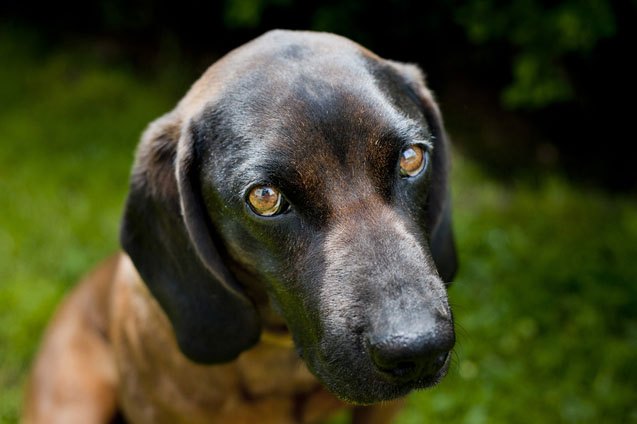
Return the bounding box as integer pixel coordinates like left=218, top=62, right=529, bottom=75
left=1, top=30, right=636, bottom=423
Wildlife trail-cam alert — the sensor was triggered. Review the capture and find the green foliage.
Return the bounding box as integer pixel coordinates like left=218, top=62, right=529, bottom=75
left=223, top=0, right=292, bottom=28
left=1, top=29, right=636, bottom=423
left=224, top=0, right=265, bottom=28
left=456, top=0, right=616, bottom=108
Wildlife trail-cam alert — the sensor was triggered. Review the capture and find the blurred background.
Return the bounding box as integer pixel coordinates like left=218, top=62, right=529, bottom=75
left=1, top=0, right=636, bottom=422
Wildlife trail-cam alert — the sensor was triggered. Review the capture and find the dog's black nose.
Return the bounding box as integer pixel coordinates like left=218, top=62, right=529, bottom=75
left=367, top=319, right=454, bottom=382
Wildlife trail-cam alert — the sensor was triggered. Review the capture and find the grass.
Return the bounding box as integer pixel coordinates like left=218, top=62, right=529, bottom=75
left=1, top=30, right=636, bottom=423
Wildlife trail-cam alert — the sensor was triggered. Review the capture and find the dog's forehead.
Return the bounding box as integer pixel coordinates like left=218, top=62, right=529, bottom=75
left=178, top=31, right=371, bottom=115
left=182, top=30, right=425, bottom=124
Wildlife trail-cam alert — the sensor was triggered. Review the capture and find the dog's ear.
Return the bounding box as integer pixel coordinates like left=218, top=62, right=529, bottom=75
left=389, top=62, right=458, bottom=283
left=120, top=111, right=261, bottom=363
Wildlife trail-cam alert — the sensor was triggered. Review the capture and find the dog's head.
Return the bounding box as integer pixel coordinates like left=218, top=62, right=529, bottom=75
left=121, top=30, right=457, bottom=404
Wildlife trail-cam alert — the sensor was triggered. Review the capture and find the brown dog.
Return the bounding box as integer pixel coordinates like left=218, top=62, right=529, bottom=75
left=23, top=30, right=457, bottom=423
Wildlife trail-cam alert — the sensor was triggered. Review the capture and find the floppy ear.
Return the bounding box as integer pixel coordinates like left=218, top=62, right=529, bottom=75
left=389, top=62, right=458, bottom=283
left=120, top=111, right=261, bottom=364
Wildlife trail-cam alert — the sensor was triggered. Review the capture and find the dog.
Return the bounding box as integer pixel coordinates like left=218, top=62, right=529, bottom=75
left=23, top=30, right=457, bottom=424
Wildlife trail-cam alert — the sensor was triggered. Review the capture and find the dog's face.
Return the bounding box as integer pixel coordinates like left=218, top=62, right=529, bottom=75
left=122, top=30, right=457, bottom=404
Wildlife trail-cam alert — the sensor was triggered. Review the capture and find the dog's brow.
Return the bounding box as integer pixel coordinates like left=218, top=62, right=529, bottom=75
left=396, top=118, right=433, bottom=150
left=236, top=159, right=296, bottom=194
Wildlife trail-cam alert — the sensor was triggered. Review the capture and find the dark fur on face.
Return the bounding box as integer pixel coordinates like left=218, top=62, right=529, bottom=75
left=121, top=30, right=457, bottom=404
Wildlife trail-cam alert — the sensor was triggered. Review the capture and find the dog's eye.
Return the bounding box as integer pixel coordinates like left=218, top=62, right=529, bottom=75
left=399, top=144, right=428, bottom=178
left=247, top=185, right=288, bottom=216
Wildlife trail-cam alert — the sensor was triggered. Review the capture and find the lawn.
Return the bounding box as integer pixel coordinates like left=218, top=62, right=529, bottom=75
left=1, top=31, right=636, bottom=423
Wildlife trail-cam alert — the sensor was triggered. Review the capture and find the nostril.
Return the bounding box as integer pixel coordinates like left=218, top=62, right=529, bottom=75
left=383, top=361, right=417, bottom=379
left=427, top=351, right=450, bottom=375
left=367, top=334, right=453, bottom=382
left=368, top=341, right=420, bottom=381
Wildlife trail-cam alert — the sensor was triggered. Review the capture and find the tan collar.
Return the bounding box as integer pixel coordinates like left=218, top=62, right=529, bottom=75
left=260, top=329, right=295, bottom=348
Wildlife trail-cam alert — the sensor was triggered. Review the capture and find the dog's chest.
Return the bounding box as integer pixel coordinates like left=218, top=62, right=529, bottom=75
left=109, top=257, right=346, bottom=423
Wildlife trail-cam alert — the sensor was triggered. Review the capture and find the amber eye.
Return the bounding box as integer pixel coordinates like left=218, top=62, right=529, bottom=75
left=247, top=185, right=287, bottom=216
left=399, top=144, right=428, bottom=177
